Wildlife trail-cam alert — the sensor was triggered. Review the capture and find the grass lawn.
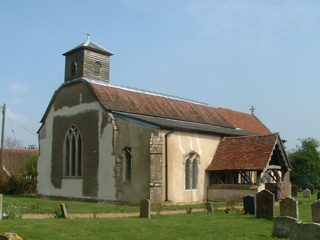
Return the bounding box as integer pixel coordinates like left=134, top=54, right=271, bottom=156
left=0, top=192, right=317, bottom=239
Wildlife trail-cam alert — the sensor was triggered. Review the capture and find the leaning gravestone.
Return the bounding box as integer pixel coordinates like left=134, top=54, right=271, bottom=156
left=243, top=196, right=255, bottom=215
left=280, top=197, right=299, bottom=219
left=302, top=189, right=311, bottom=198
left=291, top=184, right=298, bottom=197
left=256, top=189, right=275, bottom=219
left=60, top=203, right=68, bottom=218
left=0, top=194, right=2, bottom=221
left=140, top=199, right=150, bottom=218
left=307, top=184, right=314, bottom=194
left=205, top=202, right=213, bottom=212
left=311, top=199, right=320, bottom=223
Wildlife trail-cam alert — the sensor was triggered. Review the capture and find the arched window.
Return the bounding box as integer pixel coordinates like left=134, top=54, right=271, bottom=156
left=185, top=159, right=191, bottom=189
left=185, top=152, right=199, bottom=190
left=93, top=61, right=101, bottom=74
left=71, top=61, right=77, bottom=76
left=123, top=147, right=132, bottom=181
left=192, top=159, right=198, bottom=189
left=64, top=125, right=82, bottom=177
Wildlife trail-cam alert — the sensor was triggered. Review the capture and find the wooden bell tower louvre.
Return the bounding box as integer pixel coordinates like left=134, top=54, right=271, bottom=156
left=63, top=34, right=113, bottom=83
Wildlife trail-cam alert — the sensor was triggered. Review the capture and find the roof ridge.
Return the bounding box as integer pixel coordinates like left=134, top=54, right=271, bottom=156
left=222, top=133, right=278, bottom=140
left=85, top=78, right=218, bottom=108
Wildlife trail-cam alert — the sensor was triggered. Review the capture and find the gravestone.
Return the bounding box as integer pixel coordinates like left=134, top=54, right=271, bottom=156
left=307, top=184, right=314, bottom=194
left=60, top=203, right=68, bottom=218
left=291, top=184, right=298, bottom=197
left=272, top=216, right=300, bottom=238
left=140, top=199, right=150, bottom=218
left=280, top=197, right=299, bottom=219
left=205, top=202, right=213, bottom=212
left=256, top=189, right=275, bottom=219
left=302, top=189, right=311, bottom=198
left=0, top=232, right=23, bottom=240
left=311, top=199, right=320, bottom=223
left=317, top=192, right=320, bottom=200
left=0, top=194, right=2, bottom=221
left=243, top=196, right=255, bottom=215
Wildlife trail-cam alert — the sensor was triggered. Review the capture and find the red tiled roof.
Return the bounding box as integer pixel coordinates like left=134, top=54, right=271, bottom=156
left=2, top=148, right=38, bottom=173
left=218, top=108, right=271, bottom=135
left=89, top=82, right=234, bottom=128
left=41, top=79, right=272, bottom=135
left=206, top=134, right=278, bottom=171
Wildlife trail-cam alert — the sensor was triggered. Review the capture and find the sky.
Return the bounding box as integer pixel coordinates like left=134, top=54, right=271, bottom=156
left=1, top=0, right=320, bottom=151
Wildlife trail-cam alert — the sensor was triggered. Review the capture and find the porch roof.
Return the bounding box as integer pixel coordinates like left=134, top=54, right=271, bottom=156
left=206, top=133, right=284, bottom=171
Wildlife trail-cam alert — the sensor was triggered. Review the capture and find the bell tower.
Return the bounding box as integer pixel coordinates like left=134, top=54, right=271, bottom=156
left=63, top=34, right=113, bottom=83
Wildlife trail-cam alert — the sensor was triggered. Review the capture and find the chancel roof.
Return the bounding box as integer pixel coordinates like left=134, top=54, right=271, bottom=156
left=206, top=133, right=289, bottom=171
left=218, top=108, right=271, bottom=135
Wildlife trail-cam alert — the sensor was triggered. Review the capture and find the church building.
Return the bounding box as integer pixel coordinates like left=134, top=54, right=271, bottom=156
left=37, top=36, right=292, bottom=204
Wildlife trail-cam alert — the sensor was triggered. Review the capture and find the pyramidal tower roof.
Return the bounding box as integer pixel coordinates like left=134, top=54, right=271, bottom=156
left=63, top=34, right=113, bottom=56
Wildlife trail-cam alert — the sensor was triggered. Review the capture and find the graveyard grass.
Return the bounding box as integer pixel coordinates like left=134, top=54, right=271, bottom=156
left=0, top=192, right=317, bottom=239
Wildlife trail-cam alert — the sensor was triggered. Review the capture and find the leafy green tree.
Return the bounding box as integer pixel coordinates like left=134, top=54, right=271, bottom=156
left=289, top=138, right=320, bottom=189
left=24, top=153, right=38, bottom=180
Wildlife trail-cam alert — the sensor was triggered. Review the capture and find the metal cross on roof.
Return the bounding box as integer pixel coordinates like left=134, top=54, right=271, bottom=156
left=250, top=106, right=255, bottom=114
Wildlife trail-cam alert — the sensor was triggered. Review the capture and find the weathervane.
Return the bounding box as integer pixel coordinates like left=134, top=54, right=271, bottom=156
left=250, top=106, right=255, bottom=114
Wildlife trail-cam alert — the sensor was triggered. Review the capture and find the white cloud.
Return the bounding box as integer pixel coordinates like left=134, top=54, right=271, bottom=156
left=9, top=83, right=30, bottom=92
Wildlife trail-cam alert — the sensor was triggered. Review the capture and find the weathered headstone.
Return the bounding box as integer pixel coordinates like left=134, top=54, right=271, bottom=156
left=256, top=189, right=275, bottom=219
left=291, top=184, right=298, bottom=197
left=0, top=232, right=23, bottom=240
left=243, top=195, right=255, bottom=215
left=317, top=192, right=320, bottom=200
left=60, top=203, right=68, bottom=218
left=272, top=216, right=300, bottom=238
left=140, top=199, right=150, bottom=218
left=0, top=194, right=2, bottom=221
left=205, top=202, right=213, bottom=212
left=311, top=199, right=320, bottom=223
left=302, top=188, right=311, bottom=198
left=307, top=184, right=314, bottom=194
left=280, top=197, right=299, bottom=219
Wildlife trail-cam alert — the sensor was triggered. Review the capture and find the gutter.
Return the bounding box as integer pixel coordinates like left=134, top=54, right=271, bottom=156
left=165, top=129, right=174, bottom=202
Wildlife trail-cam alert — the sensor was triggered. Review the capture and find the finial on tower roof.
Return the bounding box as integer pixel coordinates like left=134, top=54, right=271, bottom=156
left=87, top=33, right=90, bottom=40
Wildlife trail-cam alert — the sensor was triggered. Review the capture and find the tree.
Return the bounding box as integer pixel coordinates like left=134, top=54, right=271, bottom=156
left=4, top=136, right=24, bottom=149
left=289, top=138, right=320, bottom=189
left=24, top=153, right=38, bottom=180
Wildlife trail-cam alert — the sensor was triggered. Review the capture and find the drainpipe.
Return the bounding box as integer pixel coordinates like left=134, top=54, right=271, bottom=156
left=165, top=129, right=174, bottom=202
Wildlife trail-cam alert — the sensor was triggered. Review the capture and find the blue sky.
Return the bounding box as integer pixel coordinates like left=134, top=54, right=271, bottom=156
left=1, top=0, right=320, bottom=150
